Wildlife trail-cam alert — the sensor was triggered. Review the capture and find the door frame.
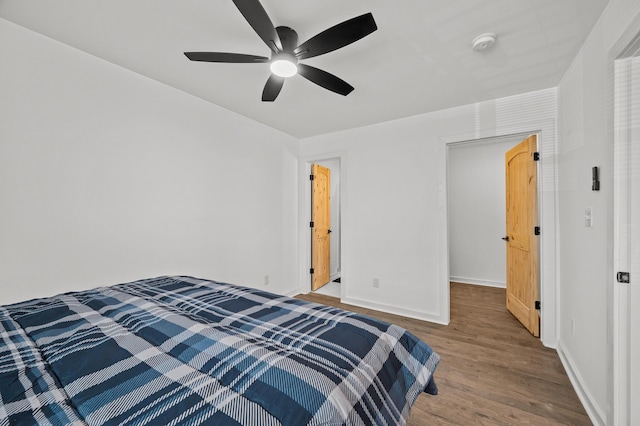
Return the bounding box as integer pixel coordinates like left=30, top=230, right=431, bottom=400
left=438, top=124, right=557, bottom=347
left=298, top=151, right=347, bottom=295
left=611, top=19, right=640, bottom=426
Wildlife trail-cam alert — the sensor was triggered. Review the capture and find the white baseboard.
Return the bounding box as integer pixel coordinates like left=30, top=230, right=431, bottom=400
left=449, top=276, right=506, bottom=288
left=281, top=288, right=302, bottom=298
left=556, top=342, right=605, bottom=426
left=340, top=296, right=448, bottom=325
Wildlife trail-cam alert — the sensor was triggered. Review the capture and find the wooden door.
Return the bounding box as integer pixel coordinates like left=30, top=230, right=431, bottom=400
left=505, top=135, right=539, bottom=336
left=311, top=164, right=331, bottom=290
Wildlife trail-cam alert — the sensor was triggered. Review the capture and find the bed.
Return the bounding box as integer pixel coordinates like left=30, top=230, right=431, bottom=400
left=0, top=276, right=439, bottom=425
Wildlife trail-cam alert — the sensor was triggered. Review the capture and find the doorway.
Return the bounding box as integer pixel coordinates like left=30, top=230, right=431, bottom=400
left=300, top=155, right=343, bottom=298
left=448, top=134, right=525, bottom=289
left=446, top=132, right=540, bottom=335
left=311, top=160, right=341, bottom=297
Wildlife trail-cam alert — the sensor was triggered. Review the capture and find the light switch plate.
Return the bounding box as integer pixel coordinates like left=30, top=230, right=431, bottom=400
left=584, top=207, right=592, bottom=227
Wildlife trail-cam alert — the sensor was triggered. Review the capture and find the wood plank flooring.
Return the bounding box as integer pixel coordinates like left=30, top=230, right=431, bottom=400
left=296, top=282, right=591, bottom=425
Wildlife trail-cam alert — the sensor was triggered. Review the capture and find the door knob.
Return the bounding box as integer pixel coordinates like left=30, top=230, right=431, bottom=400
left=328, top=229, right=332, bottom=234
left=502, top=236, right=509, bottom=241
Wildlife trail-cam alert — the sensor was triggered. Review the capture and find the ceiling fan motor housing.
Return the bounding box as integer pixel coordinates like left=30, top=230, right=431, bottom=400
left=276, top=26, right=298, bottom=53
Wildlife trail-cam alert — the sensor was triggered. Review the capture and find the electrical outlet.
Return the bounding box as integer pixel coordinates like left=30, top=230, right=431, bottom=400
left=264, top=275, right=269, bottom=286
left=372, top=278, right=380, bottom=288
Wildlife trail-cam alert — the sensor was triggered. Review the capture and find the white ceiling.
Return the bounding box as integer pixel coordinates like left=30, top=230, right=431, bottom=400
left=0, top=0, right=609, bottom=138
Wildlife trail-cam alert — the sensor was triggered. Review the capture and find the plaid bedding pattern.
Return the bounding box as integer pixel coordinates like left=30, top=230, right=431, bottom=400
left=0, top=276, right=439, bottom=425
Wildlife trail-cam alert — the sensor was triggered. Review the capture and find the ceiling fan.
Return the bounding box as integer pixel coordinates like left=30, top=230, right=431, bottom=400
left=184, top=0, right=377, bottom=102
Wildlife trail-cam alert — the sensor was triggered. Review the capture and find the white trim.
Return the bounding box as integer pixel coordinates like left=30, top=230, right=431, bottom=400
left=437, top=140, right=451, bottom=325
left=613, top=56, right=632, bottom=426
left=557, top=343, right=606, bottom=426
left=449, top=276, right=506, bottom=288
left=340, top=296, right=449, bottom=325
left=608, top=10, right=640, bottom=425
left=282, top=289, right=302, bottom=298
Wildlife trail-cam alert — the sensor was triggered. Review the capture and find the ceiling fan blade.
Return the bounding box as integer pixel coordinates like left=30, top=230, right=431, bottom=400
left=262, top=74, right=285, bottom=101
left=232, top=0, right=282, bottom=52
left=298, top=64, right=354, bottom=96
left=294, top=13, right=377, bottom=60
left=184, top=52, right=269, bottom=63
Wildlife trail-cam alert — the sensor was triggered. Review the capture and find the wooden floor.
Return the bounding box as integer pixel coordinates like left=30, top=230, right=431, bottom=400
left=297, top=282, right=591, bottom=425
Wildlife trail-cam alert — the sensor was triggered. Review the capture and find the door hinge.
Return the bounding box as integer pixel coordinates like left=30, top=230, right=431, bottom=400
left=617, top=272, right=630, bottom=284
left=535, top=300, right=541, bottom=310
left=533, top=152, right=540, bottom=161
left=310, top=268, right=315, bottom=274
left=534, top=226, right=541, bottom=235
left=310, top=221, right=314, bottom=228
left=310, top=174, right=315, bottom=181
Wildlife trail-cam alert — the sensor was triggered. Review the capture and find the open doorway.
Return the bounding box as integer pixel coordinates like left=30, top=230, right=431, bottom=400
left=311, top=159, right=341, bottom=298
left=299, top=155, right=343, bottom=298
left=447, top=132, right=540, bottom=336
left=448, top=135, right=524, bottom=288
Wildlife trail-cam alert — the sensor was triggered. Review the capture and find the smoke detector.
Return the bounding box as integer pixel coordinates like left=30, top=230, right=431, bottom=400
left=472, top=33, right=497, bottom=51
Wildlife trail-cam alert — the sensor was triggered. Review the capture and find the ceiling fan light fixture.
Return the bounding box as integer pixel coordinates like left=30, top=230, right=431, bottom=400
left=270, top=53, right=298, bottom=77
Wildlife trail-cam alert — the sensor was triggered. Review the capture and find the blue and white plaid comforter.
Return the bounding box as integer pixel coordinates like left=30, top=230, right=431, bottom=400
left=0, top=276, right=438, bottom=425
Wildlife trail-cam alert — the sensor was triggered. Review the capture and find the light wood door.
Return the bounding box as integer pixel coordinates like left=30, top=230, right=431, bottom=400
left=311, top=164, right=331, bottom=290
left=505, top=135, right=539, bottom=336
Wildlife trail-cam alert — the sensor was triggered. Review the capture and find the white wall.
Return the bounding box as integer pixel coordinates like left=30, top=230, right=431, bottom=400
left=0, top=19, right=299, bottom=304
left=556, top=1, right=640, bottom=424
left=448, top=136, right=524, bottom=288
left=299, top=88, right=557, bottom=336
